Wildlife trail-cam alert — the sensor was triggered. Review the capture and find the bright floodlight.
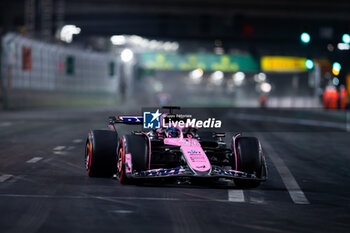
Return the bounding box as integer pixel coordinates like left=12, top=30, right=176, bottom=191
left=111, top=35, right=126, bottom=45
left=337, top=43, right=350, bottom=50
left=60, top=25, right=81, bottom=43
left=258, top=72, right=266, bottom=81
left=121, top=49, right=134, bottom=62
left=211, top=71, right=224, bottom=85
left=305, top=59, right=314, bottom=70
left=190, top=68, right=204, bottom=80
left=300, top=32, right=310, bottom=43
left=261, top=82, right=272, bottom=93
left=233, top=72, right=245, bottom=86
left=110, top=35, right=179, bottom=51
left=342, top=34, right=350, bottom=44
left=234, top=72, right=245, bottom=81
left=212, top=71, right=224, bottom=80
left=254, top=72, right=266, bottom=82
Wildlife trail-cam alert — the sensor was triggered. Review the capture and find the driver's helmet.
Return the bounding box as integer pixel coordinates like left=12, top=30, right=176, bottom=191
left=165, top=127, right=180, bottom=138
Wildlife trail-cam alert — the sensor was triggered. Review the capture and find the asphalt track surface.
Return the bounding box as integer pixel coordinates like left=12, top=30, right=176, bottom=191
left=0, top=106, right=349, bottom=233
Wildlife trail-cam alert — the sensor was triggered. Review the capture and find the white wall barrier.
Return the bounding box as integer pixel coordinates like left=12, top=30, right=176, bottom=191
left=1, top=33, right=119, bottom=94
left=0, top=33, right=120, bottom=108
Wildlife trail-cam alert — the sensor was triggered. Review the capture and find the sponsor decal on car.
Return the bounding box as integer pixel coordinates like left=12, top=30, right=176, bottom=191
left=188, top=149, right=201, bottom=154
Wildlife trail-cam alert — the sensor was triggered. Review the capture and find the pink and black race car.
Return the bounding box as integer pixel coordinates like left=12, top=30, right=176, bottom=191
left=85, top=107, right=267, bottom=187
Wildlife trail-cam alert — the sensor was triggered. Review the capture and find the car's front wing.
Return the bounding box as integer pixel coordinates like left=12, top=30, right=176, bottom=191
left=129, top=166, right=267, bottom=181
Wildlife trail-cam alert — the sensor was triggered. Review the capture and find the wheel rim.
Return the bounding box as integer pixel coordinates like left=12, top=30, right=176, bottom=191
left=117, top=139, right=125, bottom=182
left=85, top=141, right=92, bottom=172
left=117, top=148, right=123, bottom=173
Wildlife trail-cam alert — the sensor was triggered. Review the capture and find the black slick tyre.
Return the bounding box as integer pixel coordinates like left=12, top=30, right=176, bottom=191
left=85, top=130, right=118, bottom=177
left=233, top=136, right=263, bottom=188
left=117, top=134, right=148, bottom=184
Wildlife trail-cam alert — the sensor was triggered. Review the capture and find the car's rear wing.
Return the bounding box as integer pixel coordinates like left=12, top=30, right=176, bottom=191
left=109, top=116, right=143, bottom=125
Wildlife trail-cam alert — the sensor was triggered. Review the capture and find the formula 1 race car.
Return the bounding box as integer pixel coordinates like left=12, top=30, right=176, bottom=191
left=85, top=107, right=267, bottom=187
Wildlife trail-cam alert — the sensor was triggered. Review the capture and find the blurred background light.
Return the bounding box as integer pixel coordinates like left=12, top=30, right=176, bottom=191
left=211, top=71, right=224, bottom=85
left=332, top=69, right=340, bottom=76
left=332, top=62, right=341, bottom=76
left=332, top=62, right=341, bottom=71
left=254, top=72, right=266, bottom=82
left=60, top=25, right=81, bottom=43
left=121, top=48, right=134, bottom=62
left=260, top=82, right=272, bottom=93
left=233, top=72, right=245, bottom=86
left=190, top=68, right=204, bottom=80
left=305, top=59, right=314, bottom=69
left=214, top=47, right=224, bottom=54
left=337, top=43, right=350, bottom=50
left=300, top=32, right=310, bottom=43
left=110, top=35, right=179, bottom=52
left=342, top=33, right=350, bottom=44
left=110, top=35, right=126, bottom=45
left=332, top=77, right=339, bottom=86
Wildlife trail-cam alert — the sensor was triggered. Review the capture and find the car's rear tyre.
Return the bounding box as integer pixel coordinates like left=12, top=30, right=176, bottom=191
left=85, top=130, right=118, bottom=177
left=232, top=136, right=263, bottom=188
left=117, top=134, right=148, bottom=184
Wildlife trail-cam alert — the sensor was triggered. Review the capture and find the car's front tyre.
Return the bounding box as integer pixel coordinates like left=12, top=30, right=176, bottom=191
left=232, top=136, right=265, bottom=188
left=85, top=130, right=118, bottom=177
left=116, top=134, right=148, bottom=184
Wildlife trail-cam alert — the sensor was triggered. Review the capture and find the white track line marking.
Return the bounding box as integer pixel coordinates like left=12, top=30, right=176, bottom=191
left=261, top=138, right=310, bottom=204
left=0, top=174, right=13, bottom=182
left=53, top=146, right=66, bottom=151
left=288, top=191, right=310, bottom=204
left=228, top=189, right=245, bottom=202
left=53, top=151, right=68, bottom=155
left=73, top=139, right=83, bottom=143
left=26, top=157, right=43, bottom=163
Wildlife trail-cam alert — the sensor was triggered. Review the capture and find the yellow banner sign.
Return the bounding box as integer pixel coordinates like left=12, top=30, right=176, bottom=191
left=261, top=56, right=307, bottom=72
